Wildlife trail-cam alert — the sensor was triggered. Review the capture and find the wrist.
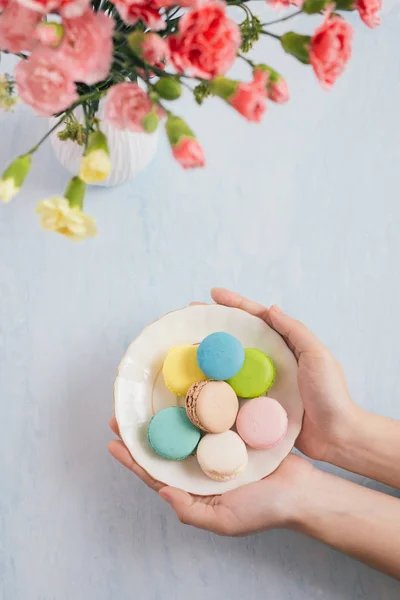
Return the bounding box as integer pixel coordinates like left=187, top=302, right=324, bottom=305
left=288, top=465, right=331, bottom=534
left=324, top=403, right=367, bottom=466
left=274, top=455, right=319, bottom=530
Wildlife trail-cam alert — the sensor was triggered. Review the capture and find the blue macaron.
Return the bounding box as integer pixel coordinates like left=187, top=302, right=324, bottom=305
left=197, top=332, right=245, bottom=381
left=148, top=406, right=201, bottom=460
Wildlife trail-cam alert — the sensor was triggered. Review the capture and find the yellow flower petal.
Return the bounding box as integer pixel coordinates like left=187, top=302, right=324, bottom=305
left=79, top=149, right=112, bottom=184
left=36, top=196, right=97, bottom=241
left=0, top=178, right=19, bottom=203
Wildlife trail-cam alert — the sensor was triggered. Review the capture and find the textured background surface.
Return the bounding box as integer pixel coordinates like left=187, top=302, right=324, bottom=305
left=1, top=4, right=400, bottom=599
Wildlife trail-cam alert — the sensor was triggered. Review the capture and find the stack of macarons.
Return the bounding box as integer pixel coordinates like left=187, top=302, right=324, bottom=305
left=147, top=332, right=288, bottom=482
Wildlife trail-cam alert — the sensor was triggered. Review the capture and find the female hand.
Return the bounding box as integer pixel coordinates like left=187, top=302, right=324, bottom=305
left=108, top=287, right=359, bottom=534
left=108, top=416, right=314, bottom=535
left=211, top=288, right=359, bottom=462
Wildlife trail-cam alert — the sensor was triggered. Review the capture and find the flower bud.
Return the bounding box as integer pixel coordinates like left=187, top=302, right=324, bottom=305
left=280, top=32, right=311, bottom=65
left=154, top=78, right=182, bottom=101
left=0, top=74, right=18, bottom=112
left=254, top=65, right=289, bottom=104
left=0, top=155, right=31, bottom=203
left=165, top=116, right=205, bottom=169
left=79, top=131, right=111, bottom=184
left=141, top=108, right=160, bottom=133
left=127, top=31, right=146, bottom=55
left=34, top=22, right=65, bottom=47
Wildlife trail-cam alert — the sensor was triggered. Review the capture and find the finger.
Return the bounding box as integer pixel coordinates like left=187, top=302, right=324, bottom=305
left=159, top=487, right=223, bottom=533
left=268, top=305, right=326, bottom=361
left=108, top=440, right=163, bottom=492
left=109, top=416, right=121, bottom=438
left=211, top=288, right=271, bottom=324
left=189, top=302, right=207, bottom=306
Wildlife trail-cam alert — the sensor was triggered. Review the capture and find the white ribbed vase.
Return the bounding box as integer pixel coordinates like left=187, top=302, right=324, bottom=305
left=49, top=101, right=158, bottom=187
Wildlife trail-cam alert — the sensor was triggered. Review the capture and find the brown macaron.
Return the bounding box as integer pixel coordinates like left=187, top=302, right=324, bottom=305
left=185, top=380, right=239, bottom=433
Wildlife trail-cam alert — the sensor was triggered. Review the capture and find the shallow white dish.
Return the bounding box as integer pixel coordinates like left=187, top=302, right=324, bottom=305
left=114, top=305, right=303, bottom=495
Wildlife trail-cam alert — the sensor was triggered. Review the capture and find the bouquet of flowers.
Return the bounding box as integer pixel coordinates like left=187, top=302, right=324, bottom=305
left=0, top=0, right=380, bottom=240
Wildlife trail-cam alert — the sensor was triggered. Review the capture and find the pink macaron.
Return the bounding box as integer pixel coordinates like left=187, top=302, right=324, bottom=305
left=236, top=397, right=288, bottom=450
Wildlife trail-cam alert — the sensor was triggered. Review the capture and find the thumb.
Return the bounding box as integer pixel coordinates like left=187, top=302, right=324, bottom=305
left=159, top=487, right=222, bottom=533
left=159, top=486, right=193, bottom=518
left=269, top=306, right=326, bottom=361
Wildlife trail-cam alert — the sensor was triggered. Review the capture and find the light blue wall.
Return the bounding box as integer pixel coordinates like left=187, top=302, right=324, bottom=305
left=1, top=5, right=400, bottom=599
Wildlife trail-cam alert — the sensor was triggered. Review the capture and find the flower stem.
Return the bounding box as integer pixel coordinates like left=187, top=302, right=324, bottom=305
left=27, top=114, right=67, bottom=155
left=260, top=30, right=281, bottom=40
left=261, top=9, right=302, bottom=27
left=238, top=54, right=256, bottom=68
left=1, top=50, right=28, bottom=60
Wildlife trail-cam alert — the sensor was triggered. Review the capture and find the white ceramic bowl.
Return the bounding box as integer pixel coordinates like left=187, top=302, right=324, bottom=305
left=114, top=305, right=304, bottom=495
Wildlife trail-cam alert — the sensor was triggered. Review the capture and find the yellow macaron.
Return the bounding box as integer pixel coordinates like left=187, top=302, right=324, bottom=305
left=163, top=345, right=207, bottom=396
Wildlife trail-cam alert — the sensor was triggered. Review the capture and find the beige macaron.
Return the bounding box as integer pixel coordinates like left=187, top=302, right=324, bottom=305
left=196, top=431, right=248, bottom=481
left=185, top=380, right=239, bottom=433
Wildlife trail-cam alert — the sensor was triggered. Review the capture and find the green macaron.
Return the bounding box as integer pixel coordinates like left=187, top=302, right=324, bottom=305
left=148, top=406, right=201, bottom=460
left=226, top=348, right=275, bottom=399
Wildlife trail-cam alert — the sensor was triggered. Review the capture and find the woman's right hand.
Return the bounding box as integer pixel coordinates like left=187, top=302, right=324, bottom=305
left=211, top=288, right=360, bottom=463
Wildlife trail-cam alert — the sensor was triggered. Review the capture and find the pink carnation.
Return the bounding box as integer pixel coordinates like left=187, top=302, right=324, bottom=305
left=105, top=82, right=162, bottom=132
left=172, top=137, right=205, bottom=169
left=310, top=11, right=352, bottom=90
left=110, top=0, right=165, bottom=30
left=56, top=10, right=114, bottom=86
left=355, top=0, right=381, bottom=28
left=152, top=0, right=196, bottom=6
left=0, top=1, right=39, bottom=52
left=267, top=76, right=289, bottom=104
left=229, top=70, right=268, bottom=122
left=169, top=1, right=241, bottom=79
left=15, top=48, right=78, bottom=116
left=141, top=33, right=169, bottom=69
left=0, top=0, right=10, bottom=9
left=16, top=0, right=90, bottom=17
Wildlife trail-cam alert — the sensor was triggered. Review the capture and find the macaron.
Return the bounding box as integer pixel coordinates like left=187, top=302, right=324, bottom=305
left=148, top=406, right=201, bottom=460
left=163, top=345, right=207, bottom=396
left=227, top=348, right=275, bottom=399
left=196, top=431, right=248, bottom=481
left=197, top=332, right=245, bottom=381
left=186, top=380, right=239, bottom=433
left=236, top=397, right=288, bottom=450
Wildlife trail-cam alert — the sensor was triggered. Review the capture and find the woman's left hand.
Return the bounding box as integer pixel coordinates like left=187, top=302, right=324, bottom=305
left=108, top=417, right=313, bottom=536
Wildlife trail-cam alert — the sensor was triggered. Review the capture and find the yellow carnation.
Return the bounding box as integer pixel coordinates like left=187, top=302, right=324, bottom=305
left=79, top=149, right=112, bottom=184
left=79, top=131, right=111, bottom=184
left=0, top=155, right=31, bottom=203
left=0, top=178, right=19, bottom=203
left=36, top=196, right=97, bottom=242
